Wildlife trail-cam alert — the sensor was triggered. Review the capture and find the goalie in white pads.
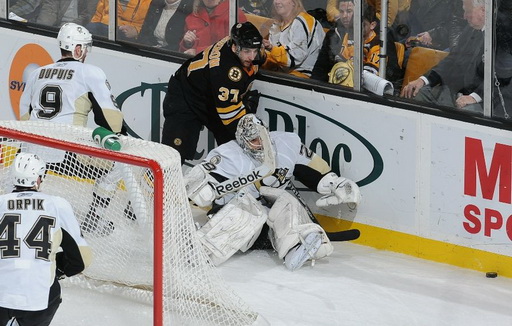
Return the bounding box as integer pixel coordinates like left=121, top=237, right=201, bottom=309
left=185, top=114, right=361, bottom=271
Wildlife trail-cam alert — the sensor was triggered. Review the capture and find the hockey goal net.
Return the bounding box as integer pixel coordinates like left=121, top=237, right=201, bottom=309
left=0, top=120, right=261, bottom=326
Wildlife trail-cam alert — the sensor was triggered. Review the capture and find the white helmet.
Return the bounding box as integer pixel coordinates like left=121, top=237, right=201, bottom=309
left=57, top=23, right=92, bottom=53
left=235, top=114, right=269, bottom=162
left=12, top=153, right=46, bottom=188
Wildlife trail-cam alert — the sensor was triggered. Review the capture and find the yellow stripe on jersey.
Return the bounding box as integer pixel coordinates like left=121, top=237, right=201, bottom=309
left=297, top=11, right=316, bottom=32
left=217, top=102, right=242, bottom=114
left=222, top=109, right=247, bottom=125
left=188, top=46, right=212, bottom=75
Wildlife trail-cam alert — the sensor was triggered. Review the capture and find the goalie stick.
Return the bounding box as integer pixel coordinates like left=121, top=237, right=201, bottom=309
left=287, top=181, right=360, bottom=242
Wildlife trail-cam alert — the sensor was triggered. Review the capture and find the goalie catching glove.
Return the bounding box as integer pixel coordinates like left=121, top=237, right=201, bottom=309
left=316, top=172, right=361, bottom=207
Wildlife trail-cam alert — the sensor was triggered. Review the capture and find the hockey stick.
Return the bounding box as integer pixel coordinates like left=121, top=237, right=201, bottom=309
left=287, top=181, right=360, bottom=242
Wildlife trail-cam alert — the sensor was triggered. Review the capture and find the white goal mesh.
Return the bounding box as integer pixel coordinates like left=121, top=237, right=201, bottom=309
left=0, top=120, right=261, bottom=326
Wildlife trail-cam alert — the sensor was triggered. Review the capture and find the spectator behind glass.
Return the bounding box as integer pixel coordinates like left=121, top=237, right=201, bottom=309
left=399, top=0, right=466, bottom=51
left=478, top=0, right=512, bottom=120
left=8, top=0, right=42, bottom=22
left=239, top=0, right=273, bottom=17
left=138, top=0, right=193, bottom=51
left=326, top=0, right=401, bottom=27
left=86, top=0, right=151, bottom=41
left=262, top=0, right=325, bottom=78
left=35, top=0, right=97, bottom=27
left=312, top=1, right=382, bottom=82
left=180, top=0, right=248, bottom=56
left=400, top=0, right=486, bottom=114
left=302, top=0, right=327, bottom=11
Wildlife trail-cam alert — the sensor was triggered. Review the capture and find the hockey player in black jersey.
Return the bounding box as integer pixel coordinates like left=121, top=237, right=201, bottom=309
left=162, top=21, right=265, bottom=164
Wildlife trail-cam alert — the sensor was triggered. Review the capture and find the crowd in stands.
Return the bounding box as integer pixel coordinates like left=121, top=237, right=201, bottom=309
left=7, top=0, right=511, bottom=119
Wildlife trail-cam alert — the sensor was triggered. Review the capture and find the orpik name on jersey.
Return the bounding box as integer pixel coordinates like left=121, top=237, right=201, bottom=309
left=7, top=198, right=44, bottom=210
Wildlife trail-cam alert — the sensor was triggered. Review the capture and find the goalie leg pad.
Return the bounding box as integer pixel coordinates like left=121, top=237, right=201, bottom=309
left=197, top=191, right=267, bottom=266
left=261, top=187, right=333, bottom=260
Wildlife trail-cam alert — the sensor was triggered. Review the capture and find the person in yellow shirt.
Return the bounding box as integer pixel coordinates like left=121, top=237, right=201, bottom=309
left=86, top=0, right=152, bottom=41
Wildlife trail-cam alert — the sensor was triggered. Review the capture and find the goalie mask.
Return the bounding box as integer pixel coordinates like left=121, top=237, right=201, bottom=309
left=12, top=153, right=46, bottom=188
left=235, top=114, right=270, bottom=162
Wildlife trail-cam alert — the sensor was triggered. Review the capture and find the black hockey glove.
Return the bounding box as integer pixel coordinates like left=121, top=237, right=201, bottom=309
left=55, top=252, right=67, bottom=280
left=243, top=90, right=261, bottom=114
left=252, top=48, right=267, bottom=66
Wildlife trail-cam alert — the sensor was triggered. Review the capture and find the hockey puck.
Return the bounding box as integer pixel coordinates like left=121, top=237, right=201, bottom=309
left=486, top=272, right=498, bottom=278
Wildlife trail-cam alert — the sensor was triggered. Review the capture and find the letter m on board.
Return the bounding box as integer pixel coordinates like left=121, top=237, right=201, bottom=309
left=464, top=137, right=511, bottom=203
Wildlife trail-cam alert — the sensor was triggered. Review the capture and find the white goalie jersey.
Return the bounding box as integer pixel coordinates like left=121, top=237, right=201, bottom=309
left=191, top=130, right=338, bottom=268
left=204, top=131, right=315, bottom=204
left=187, top=115, right=359, bottom=269
left=19, top=58, right=123, bottom=133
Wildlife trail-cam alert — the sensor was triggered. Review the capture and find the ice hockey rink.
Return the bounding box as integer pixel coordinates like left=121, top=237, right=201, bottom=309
left=51, top=241, right=512, bottom=326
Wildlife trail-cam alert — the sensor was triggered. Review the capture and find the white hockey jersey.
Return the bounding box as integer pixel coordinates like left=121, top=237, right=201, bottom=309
left=267, top=12, right=325, bottom=76
left=19, top=58, right=123, bottom=133
left=204, top=131, right=329, bottom=204
left=0, top=190, right=90, bottom=311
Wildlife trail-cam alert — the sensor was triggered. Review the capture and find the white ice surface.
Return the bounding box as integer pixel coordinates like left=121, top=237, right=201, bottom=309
left=51, top=242, right=512, bottom=326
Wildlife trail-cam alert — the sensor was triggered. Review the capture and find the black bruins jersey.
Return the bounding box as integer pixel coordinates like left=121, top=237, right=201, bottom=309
left=340, top=30, right=380, bottom=74
left=174, top=36, right=259, bottom=135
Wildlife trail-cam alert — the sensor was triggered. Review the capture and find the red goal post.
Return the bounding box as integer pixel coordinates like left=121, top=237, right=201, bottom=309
left=0, top=120, right=262, bottom=326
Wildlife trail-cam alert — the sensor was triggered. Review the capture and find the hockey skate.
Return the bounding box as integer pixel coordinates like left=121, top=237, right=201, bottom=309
left=81, top=211, right=115, bottom=236
left=124, top=201, right=137, bottom=221
left=284, top=232, right=323, bottom=271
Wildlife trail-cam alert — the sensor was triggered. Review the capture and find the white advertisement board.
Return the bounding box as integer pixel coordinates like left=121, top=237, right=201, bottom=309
left=2, top=27, right=512, bottom=263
